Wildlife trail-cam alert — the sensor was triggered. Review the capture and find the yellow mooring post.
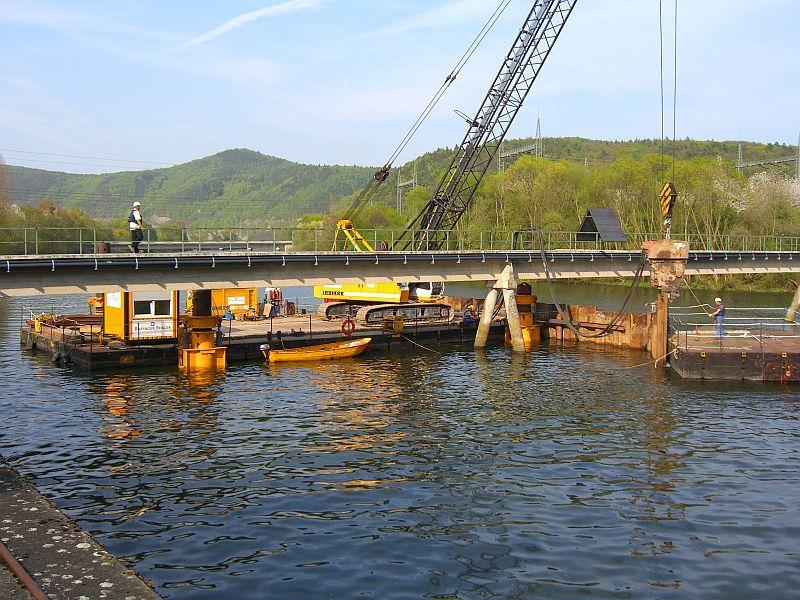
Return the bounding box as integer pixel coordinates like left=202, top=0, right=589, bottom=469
left=179, top=289, right=227, bottom=372
left=505, top=283, right=540, bottom=351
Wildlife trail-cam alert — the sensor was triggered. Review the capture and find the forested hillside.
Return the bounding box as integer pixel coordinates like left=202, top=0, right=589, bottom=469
left=3, top=138, right=795, bottom=228
left=500, top=137, right=794, bottom=164
left=1, top=138, right=798, bottom=289
left=5, top=149, right=375, bottom=227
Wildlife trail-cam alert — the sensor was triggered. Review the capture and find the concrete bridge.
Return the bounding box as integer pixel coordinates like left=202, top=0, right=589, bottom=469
left=2, top=249, right=799, bottom=297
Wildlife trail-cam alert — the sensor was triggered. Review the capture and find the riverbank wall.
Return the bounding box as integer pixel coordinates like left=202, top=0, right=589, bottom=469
left=0, top=459, right=160, bottom=599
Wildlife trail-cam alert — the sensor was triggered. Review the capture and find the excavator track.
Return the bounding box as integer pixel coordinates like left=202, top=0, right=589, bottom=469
left=317, top=301, right=361, bottom=320
left=355, top=303, right=452, bottom=328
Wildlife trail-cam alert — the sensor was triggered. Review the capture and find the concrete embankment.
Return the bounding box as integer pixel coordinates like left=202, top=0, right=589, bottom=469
left=0, top=563, right=32, bottom=599
left=0, top=460, right=160, bottom=599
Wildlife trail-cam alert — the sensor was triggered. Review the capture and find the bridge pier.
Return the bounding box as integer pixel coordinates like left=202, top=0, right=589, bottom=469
left=786, top=285, right=800, bottom=323
left=474, top=265, right=526, bottom=353
left=474, top=288, right=498, bottom=349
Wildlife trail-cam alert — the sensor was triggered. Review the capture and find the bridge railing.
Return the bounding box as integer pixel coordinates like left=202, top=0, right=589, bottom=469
left=1, top=226, right=799, bottom=255
left=670, top=307, right=800, bottom=350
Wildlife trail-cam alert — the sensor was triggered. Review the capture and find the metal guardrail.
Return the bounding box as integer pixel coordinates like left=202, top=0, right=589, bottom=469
left=1, top=227, right=800, bottom=256
left=670, top=306, right=800, bottom=350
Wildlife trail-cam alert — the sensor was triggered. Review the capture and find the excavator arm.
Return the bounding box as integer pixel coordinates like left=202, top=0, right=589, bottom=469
left=331, top=164, right=390, bottom=251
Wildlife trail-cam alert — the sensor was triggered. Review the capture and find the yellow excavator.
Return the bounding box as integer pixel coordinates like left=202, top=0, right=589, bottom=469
left=314, top=0, right=577, bottom=326
left=314, top=217, right=446, bottom=324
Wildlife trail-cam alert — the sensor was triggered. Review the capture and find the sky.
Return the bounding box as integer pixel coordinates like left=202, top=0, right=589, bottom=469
left=0, top=0, right=798, bottom=174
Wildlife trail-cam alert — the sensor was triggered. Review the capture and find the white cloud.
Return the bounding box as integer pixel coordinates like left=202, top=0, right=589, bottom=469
left=166, top=0, right=324, bottom=54
left=365, top=0, right=496, bottom=37
left=0, top=2, right=176, bottom=41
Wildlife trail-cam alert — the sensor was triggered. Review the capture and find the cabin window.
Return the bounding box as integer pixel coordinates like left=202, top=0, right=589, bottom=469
left=154, top=300, right=171, bottom=316
left=133, top=298, right=172, bottom=318
left=133, top=300, right=152, bottom=317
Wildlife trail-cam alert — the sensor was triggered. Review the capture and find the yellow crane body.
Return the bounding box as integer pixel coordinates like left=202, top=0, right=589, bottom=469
left=314, top=283, right=410, bottom=304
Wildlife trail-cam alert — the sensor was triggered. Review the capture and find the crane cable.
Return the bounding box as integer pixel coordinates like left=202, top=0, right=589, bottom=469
left=658, top=0, right=665, bottom=182
left=537, top=230, right=647, bottom=339
left=671, top=0, right=678, bottom=182
left=384, top=0, right=512, bottom=168
left=346, top=0, right=512, bottom=223
left=658, top=0, right=679, bottom=183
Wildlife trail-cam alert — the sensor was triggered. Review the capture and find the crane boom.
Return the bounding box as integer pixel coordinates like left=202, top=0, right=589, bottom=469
left=394, top=0, right=577, bottom=251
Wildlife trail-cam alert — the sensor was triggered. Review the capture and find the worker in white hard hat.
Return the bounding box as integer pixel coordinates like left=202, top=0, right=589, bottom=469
left=128, top=201, right=144, bottom=253
left=709, top=297, right=725, bottom=337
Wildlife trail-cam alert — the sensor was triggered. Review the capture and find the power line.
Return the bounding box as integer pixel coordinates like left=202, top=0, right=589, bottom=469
left=0, top=148, right=169, bottom=165
left=0, top=186, right=199, bottom=202
left=3, top=158, right=155, bottom=170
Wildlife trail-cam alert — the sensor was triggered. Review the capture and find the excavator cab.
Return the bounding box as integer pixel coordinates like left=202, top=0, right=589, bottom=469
left=410, top=282, right=444, bottom=302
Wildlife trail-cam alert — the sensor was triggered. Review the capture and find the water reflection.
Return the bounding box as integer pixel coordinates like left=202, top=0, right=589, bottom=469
left=99, top=375, right=142, bottom=441
left=2, top=291, right=799, bottom=599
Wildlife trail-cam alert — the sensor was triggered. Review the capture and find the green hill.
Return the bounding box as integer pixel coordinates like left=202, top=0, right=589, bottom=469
left=3, top=138, right=795, bottom=228
left=5, top=149, right=376, bottom=227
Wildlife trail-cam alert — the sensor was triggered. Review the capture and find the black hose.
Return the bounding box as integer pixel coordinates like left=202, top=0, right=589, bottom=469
left=537, top=230, right=646, bottom=339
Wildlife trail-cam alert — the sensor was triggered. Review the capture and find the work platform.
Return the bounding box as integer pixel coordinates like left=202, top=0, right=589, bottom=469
left=670, top=330, right=800, bottom=382
left=19, top=302, right=800, bottom=383
left=20, top=314, right=497, bottom=370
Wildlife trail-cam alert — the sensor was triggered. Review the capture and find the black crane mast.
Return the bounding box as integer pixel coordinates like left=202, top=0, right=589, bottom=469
left=394, top=0, right=577, bottom=251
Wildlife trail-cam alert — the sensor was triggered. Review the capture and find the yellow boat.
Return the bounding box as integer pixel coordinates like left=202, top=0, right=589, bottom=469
left=259, top=338, right=371, bottom=363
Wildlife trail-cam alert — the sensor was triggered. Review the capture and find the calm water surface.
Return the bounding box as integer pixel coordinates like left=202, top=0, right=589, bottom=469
left=1, top=288, right=798, bottom=598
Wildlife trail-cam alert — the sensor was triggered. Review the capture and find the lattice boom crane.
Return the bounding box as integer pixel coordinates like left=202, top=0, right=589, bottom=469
left=315, top=1, right=576, bottom=324
left=394, top=0, right=577, bottom=251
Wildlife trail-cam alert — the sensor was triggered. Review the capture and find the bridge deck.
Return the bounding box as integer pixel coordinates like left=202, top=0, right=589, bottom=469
left=2, top=250, right=799, bottom=297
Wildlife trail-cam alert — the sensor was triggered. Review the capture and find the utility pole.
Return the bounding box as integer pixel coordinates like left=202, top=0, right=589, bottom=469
left=796, top=131, right=799, bottom=179
left=736, top=142, right=744, bottom=174
left=498, top=141, right=505, bottom=172
left=533, top=117, right=543, bottom=158
left=396, top=161, right=418, bottom=214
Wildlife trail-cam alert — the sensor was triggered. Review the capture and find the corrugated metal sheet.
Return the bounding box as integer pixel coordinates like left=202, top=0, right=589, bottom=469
left=577, top=208, right=627, bottom=243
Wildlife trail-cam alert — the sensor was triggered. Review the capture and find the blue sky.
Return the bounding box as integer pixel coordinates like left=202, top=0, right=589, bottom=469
left=0, top=0, right=798, bottom=174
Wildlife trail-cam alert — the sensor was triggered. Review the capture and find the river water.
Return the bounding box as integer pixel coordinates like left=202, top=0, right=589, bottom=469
left=1, top=286, right=798, bottom=598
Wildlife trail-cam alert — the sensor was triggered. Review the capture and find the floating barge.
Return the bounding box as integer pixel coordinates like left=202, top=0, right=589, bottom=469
left=670, top=330, right=800, bottom=383
left=20, top=313, right=498, bottom=370
left=19, top=301, right=800, bottom=383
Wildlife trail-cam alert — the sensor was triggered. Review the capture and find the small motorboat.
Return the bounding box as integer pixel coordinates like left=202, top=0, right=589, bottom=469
left=259, top=337, right=371, bottom=363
